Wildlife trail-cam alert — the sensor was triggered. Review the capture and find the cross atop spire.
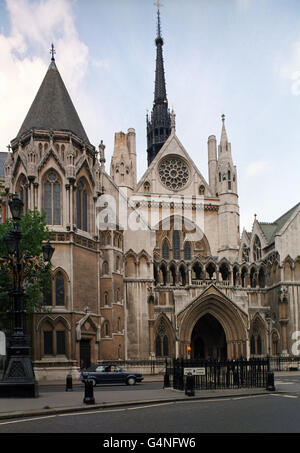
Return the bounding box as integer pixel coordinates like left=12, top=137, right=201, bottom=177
left=155, top=1, right=163, bottom=37
left=50, top=43, right=56, bottom=61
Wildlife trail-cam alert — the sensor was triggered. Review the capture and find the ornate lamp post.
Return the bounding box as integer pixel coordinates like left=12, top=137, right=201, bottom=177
left=265, top=312, right=276, bottom=392
left=0, top=194, right=54, bottom=397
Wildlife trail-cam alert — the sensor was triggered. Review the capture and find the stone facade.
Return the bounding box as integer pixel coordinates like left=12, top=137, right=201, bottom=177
left=1, top=14, right=300, bottom=381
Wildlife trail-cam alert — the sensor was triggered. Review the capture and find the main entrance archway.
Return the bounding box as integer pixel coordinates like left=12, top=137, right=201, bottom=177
left=191, top=314, right=227, bottom=360
left=178, top=285, right=248, bottom=359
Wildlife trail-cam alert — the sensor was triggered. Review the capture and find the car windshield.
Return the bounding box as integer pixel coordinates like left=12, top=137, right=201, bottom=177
left=84, top=364, right=124, bottom=373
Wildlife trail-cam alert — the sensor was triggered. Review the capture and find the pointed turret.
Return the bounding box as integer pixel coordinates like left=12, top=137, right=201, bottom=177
left=14, top=45, right=90, bottom=145
left=216, top=115, right=240, bottom=260
left=146, top=3, right=171, bottom=166
left=220, top=114, right=229, bottom=150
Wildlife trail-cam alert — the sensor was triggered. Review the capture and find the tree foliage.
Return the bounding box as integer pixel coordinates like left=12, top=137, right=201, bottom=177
left=0, top=209, right=52, bottom=316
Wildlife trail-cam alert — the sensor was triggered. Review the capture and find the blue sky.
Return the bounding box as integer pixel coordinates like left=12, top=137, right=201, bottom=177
left=0, top=0, right=300, bottom=232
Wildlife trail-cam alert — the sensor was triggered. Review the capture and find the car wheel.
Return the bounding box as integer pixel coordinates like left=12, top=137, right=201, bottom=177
left=126, top=377, right=136, bottom=386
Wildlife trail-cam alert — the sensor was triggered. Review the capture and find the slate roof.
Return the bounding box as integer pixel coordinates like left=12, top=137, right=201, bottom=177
left=15, top=60, right=90, bottom=144
left=259, top=202, right=300, bottom=245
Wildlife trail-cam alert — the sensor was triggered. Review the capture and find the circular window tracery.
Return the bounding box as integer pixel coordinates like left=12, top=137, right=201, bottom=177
left=158, top=156, right=190, bottom=190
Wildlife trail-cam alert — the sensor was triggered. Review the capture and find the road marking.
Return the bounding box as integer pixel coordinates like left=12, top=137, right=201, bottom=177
left=275, top=381, right=295, bottom=385
left=127, top=402, right=173, bottom=410
left=177, top=398, right=232, bottom=404
left=232, top=395, right=269, bottom=400
left=0, top=415, right=56, bottom=426
left=271, top=394, right=297, bottom=399
left=58, top=408, right=126, bottom=417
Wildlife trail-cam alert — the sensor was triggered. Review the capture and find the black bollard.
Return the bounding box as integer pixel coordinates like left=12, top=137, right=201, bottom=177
left=164, top=370, right=170, bottom=388
left=83, top=373, right=95, bottom=404
left=66, top=374, right=73, bottom=391
left=266, top=370, right=276, bottom=392
left=185, top=372, right=195, bottom=397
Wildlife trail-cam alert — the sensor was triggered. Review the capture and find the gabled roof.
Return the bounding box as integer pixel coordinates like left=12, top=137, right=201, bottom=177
left=137, top=131, right=212, bottom=196
left=14, top=60, right=90, bottom=144
left=258, top=202, right=300, bottom=245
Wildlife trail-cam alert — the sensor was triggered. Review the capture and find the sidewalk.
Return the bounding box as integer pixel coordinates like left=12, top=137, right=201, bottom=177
left=0, top=374, right=281, bottom=421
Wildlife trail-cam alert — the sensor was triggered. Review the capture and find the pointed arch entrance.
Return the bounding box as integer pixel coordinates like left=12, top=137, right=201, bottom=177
left=191, top=313, right=227, bottom=360
left=178, top=285, right=248, bottom=359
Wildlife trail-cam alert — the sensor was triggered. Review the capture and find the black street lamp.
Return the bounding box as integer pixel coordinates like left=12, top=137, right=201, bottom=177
left=0, top=194, right=54, bottom=398
left=266, top=312, right=276, bottom=392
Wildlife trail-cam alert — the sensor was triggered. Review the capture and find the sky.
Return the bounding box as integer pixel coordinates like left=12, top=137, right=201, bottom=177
left=0, top=0, right=300, bottom=232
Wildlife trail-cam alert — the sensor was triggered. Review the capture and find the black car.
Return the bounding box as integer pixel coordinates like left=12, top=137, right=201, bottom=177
left=79, top=364, right=143, bottom=386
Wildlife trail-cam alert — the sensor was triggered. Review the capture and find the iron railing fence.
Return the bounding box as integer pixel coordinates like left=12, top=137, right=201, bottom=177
left=268, top=356, right=300, bottom=371
left=167, top=358, right=269, bottom=390
left=95, top=356, right=300, bottom=377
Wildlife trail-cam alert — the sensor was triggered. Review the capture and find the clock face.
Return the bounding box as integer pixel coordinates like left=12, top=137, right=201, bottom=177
left=158, top=155, right=190, bottom=190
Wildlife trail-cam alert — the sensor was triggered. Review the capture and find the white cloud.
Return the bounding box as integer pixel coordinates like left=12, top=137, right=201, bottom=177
left=236, top=0, right=250, bottom=11
left=0, top=0, right=90, bottom=150
left=246, top=160, right=268, bottom=178
left=280, top=38, right=300, bottom=96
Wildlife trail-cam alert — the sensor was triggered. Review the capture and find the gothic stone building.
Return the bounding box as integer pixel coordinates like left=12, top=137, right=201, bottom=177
left=2, top=11, right=300, bottom=380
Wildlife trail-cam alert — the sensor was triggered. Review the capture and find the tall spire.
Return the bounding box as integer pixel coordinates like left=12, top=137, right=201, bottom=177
left=146, top=1, right=171, bottom=166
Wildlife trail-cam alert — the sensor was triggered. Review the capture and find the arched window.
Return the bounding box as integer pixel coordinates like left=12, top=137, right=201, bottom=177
left=44, top=281, right=53, bottom=306
left=184, top=242, right=191, bottom=260
left=163, top=336, right=169, bottom=356
left=257, top=335, right=262, bottom=355
left=173, top=230, right=180, bottom=259
left=193, top=262, right=202, bottom=280
left=219, top=263, right=230, bottom=282
left=258, top=267, right=266, bottom=288
left=155, top=335, right=161, bottom=357
left=241, top=267, right=247, bottom=288
left=42, top=322, right=67, bottom=357
left=199, top=185, right=205, bottom=196
left=144, top=181, right=150, bottom=193
left=76, top=180, right=88, bottom=231
left=55, top=272, right=65, bottom=306
left=104, top=292, right=109, bottom=305
left=154, top=264, right=158, bottom=286
left=179, top=265, right=186, bottom=286
left=253, top=236, right=262, bottom=262
left=250, top=335, right=256, bottom=355
left=104, top=321, right=109, bottom=337
left=44, top=171, right=61, bottom=225
left=162, top=239, right=170, bottom=260
left=233, top=267, right=239, bottom=286
left=170, top=264, right=176, bottom=286
left=160, top=264, right=167, bottom=286
left=250, top=268, right=257, bottom=288
left=103, top=262, right=109, bottom=275
left=155, top=319, right=170, bottom=357
left=206, top=262, right=216, bottom=280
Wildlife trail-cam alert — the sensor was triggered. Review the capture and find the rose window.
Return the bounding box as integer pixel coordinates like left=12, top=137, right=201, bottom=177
left=158, top=156, right=189, bottom=190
